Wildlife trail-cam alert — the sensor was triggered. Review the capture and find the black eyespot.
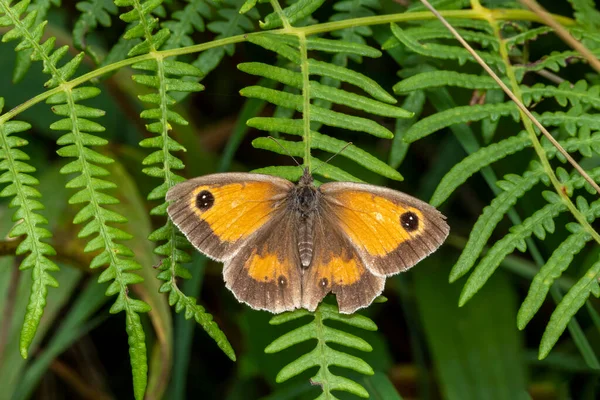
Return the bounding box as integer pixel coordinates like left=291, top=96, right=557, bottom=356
left=196, top=190, right=214, bottom=211
left=278, top=275, right=287, bottom=286
left=400, top=211, right=419, bottom=232
left=320, top=278, right=328, bottom=288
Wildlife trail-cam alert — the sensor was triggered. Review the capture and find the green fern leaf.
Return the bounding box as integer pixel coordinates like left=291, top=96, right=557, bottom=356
left=73, top=0, right=118, bottom=63
left=517, top=230, right=591, bottom=329
left=514, top=50, right=586, bottom=81
left=568, top=0, right=600, bottom=31
left=386, top=25, right=498, bottom=51
left=11, top=0, right=59, bottom=82
left=125, top=4, right=235, bottom=359
left=390, top=23, right=505, bottom=71
left=260, top=0, right=326, bottom=29
left=449, top=165, right=546, bottom=283
left=266, top=302, right=377, bottom=399
left=504, top=26, right=553, bottom=49
left=540, top=256, right=600, bottom=359
left=192, top=0, right=259, bottom=78
left=404, top=102, right=519, bottom=143
left=0, top=99, right=60, bottom=359
left=0, top=0, right=84, bottom=87
left=431, top=132, right=531, bottom=206
left=459, top=192, right=568, bottom=306
left=248, top=117, right=402, bottom=180
left=394, top=71, right=499, bottom=93
left=162, top=0, right=210, bottom=50
left=538, top=106, right=600, bottom=136
left=522, top=80, right=600, bottom=109
left=240, top=86, right=396, bottom=139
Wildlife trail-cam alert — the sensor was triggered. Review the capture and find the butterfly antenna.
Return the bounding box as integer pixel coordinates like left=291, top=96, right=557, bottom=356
left=312, top=142, right=353, bottom=173
left=267, top=136, right=302, bottom=168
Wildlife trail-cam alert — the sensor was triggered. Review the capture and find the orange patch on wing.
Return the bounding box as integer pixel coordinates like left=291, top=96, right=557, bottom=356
left=318, top=255, right=362, bottom=286
left=332, top=191, right=425, bottom=257
left=246, top=251, right=290, bottom=283
left=189, top=182, right=279, bottom=242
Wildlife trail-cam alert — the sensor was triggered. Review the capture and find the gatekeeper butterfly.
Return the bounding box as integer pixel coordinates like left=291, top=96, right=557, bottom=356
left=166, top=168, right=449, bottom=314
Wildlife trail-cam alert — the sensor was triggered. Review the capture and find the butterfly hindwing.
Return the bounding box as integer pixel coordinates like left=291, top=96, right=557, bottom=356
left=319, top=181, right=450, bottom=277
left=301, top=211, right=385, bottom=314
left=223, top=211, right=303, bottom=313
left=166, top=173, right=294, bottom=261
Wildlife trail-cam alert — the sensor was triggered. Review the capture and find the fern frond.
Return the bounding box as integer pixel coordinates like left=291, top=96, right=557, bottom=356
left=390, top=23, right=505, bottom=71
left=430, top=132, right=531, bottom=207
left=134, top=58, right=236, bottom=360
left=259, top=0, right=325, bottom=30
left=522, top=81, right=600, bottom=109
left=539, top=252, right=600, bottom=359
left=10, top=0, right=58, bottom=82
left=50, top=85, right=151, bottom=399
left=0, top=0, right=84, bottom=88
left=265, top=303, right=377, bottom=399
left=116, top=0, right=235, bottom=360
left=518, top=229, right=590, bottom=329
left=115, top=0, right=170, bottom=57
left=537, top=106, right=599, bottom=136
left=385, top=25, right=498, bottom=51
left=1, top=2, right=151, bottom=394
left=504, top=26, right=553, bottom=49
left=194, top=0, right=259, bottom=75
left=162, top=0, right=210, bottom=50
left=0, top=99, right=60, bottom=359
left=431, top=130, right=600, bottom=206
left=249, top=118, right=402, bottom=180
left=404, top=102, right=519, bottom=143
left=514, top=50, right=584, bottom=81
left=568, top=0, right=600, bottom=31
left=73, top=0, right=118, bottom=63
left=459, top=191, right=569, bottom=306
left=448, top=164, right=546, bottom=283
left=328, top=0, right=381, bottom=64
left=241, top=29, right=409, bottom=177
left=394, top=71, right=499, bottom=93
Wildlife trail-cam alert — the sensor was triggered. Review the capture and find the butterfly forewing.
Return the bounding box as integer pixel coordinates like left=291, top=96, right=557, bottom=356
left=166, top=173, right=293, bottom=261
left=319, top=181, right=450, bottom=277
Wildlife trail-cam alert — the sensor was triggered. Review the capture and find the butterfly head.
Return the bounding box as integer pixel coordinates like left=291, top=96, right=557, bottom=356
left=298, top=167, right=314, bottom=187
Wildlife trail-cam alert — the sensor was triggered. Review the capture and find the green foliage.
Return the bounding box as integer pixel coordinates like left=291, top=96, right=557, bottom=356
left=1, top=0, right=600, bottom=398
left=388, top=3, right=600, bottom=366
left=0, top=99, right=59, bottom=359
left=265, top=303, right=377, bottom=399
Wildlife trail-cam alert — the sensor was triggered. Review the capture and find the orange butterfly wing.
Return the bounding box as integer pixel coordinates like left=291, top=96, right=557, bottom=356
left=301, top=214, right=385, bottom=314
left=319, top=182, right=449, bottom=276
left=166, top=173, right=293, bottom=261
left=167, top=173, right=302, bottom=312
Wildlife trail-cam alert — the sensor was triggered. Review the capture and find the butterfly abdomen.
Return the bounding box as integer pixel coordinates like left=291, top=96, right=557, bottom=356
left=298, top=213, right=314, bottom=268
left=291, top=183, right=319, bottom=268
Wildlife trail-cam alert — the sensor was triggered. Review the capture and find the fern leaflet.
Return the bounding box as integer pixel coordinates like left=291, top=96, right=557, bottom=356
left=266, top=303, right=377, bottom=399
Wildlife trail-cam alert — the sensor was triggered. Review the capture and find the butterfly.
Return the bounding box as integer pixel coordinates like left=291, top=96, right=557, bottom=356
left=166, top=168, right=449, bottom=314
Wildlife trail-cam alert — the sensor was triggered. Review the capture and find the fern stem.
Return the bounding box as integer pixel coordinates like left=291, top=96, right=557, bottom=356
left=519, top=0, right=600, bottom=73
left=0, top=1, right=63, bottom=84
left=0, top=11, right=576, bottom=126
left=490, top=23, right=600, bottom=245
left=131, top=0, right=159, bottom=50
left=299, top=9, right=575, bottom=36
left=298, top=31, right=312, bottom=170
left=269, top=0, right=291, bottom=31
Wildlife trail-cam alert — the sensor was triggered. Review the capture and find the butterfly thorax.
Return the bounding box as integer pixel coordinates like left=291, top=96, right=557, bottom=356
left=292, top=169, right=319, bottom=268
